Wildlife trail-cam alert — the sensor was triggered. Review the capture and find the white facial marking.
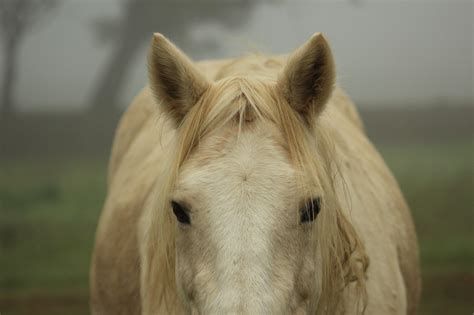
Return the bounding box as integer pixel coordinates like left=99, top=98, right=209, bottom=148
left=174, top=124, right=310, bottom=314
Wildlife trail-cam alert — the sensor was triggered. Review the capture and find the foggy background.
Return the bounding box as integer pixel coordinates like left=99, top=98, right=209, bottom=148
left=0, top=1, right=472, bottom=314
left=0, top=0, right=472, bottom=113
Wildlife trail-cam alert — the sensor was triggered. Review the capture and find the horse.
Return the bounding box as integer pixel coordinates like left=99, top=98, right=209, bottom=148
left=90, top=33, right=421, bottom=314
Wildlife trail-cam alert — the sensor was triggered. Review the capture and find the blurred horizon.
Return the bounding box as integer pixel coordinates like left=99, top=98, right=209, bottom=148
left=0, top=0, right=472, bottom=115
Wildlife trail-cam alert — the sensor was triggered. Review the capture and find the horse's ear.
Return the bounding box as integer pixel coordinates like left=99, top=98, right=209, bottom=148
left=148, top=33, right=210, bottom=125
left=278, top=33, right=335, bottom=118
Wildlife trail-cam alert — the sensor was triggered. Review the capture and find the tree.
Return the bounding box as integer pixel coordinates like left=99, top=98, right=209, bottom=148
left=89, top=0, right=260, bottom=113
left=0, top=0, right=59, bottom=117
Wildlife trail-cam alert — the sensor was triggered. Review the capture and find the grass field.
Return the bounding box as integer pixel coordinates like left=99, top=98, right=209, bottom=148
left=0, top=142, right=472, bottom=314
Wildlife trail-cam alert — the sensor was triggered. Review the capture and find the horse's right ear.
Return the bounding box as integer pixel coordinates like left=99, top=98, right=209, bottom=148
left=148, top=33, right=210, bottom=125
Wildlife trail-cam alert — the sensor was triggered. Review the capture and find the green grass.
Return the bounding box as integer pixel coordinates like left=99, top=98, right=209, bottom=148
left=380, top=143, right=474, bottom=315
left=0, top=158, right=106, bottom=293
left=0, top=142, right=473, bottom=314
left=380, top=143, right=474, bottom=274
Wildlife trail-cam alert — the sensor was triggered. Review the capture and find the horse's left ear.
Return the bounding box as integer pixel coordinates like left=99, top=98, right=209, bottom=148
left=148, top=33, right=210, bottom=125
left=278, top=33, right=335, bottom=118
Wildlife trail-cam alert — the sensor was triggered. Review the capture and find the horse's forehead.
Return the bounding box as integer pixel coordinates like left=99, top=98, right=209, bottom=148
left=177, top=126, right=296, bottom=199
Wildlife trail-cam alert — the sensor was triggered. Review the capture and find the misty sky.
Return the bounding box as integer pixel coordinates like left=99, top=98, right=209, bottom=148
left=0, top=0, right=472, bottom=112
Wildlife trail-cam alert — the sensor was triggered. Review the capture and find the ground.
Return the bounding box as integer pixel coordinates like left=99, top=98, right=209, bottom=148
left=0, top=142, right=472, bottom=314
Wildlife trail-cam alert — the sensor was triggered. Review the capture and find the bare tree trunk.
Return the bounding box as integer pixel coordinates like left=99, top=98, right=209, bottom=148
left=1, top=36, right=19, bottom=117
left=89, top=34, right=146, bottom=114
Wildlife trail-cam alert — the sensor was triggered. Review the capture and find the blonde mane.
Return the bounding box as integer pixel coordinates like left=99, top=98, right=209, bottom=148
left=140, top=72, right=370, bottom=314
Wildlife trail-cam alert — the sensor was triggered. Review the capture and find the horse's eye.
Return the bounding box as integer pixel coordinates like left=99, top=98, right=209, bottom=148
left=300, top=197, right=321, bottom=223
left=171, top=201, right=191, bottom=225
